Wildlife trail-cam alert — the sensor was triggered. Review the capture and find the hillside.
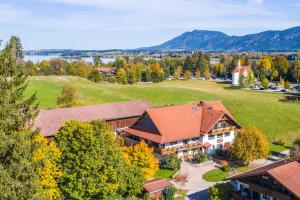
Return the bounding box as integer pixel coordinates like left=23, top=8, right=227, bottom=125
left=144, top=26, right=300, bottom=52
left=25, top=76, right=300, bottom=150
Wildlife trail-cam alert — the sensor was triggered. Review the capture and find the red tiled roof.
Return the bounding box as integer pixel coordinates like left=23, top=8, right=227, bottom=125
left=124, top=127, right=162, bottom=143
left=98, top=67, right=114, bottom=73
left=229, top=156, right=300, bottom=199
left=144, top=178, right=173, bottom=193
left=268, top=161, right=300, bottom=198
left=124, top=101, right=240, bottom=144
left=33, top=100, right=153, bottom=137
left=233, top=66, right=252, bottom=74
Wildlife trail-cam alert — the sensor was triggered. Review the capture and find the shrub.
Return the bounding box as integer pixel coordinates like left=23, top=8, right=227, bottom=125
left=193, top=152, right=207, bottom=164
left=161, top=154, right=182, bottom=170
left=219, top=160, right=229, bottom=167
left=184, top=71, right=191, bottom=80
left=108, top=76, right=116, bottom=83
left=215, top=148, right=224, bottom=157
left=261, top=78, right=270, bottom=88
left=273, top=137, right=285, bottom=146
left=284, top=81, right=291, bottom=89
left=209, top=183, right=232, bottom=200
left=57, top=84, right=78, bottom=107
left=223, top=165, right=231, bottom=172
left=162, top=187, right=176, bottom=200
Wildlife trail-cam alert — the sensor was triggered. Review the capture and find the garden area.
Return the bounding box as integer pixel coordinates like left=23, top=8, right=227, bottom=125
left=203, top=160, right=252, bottom=182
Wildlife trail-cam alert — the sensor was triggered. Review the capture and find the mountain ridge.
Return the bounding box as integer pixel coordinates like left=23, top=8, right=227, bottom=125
left=142, top=26, right=300, bottom=52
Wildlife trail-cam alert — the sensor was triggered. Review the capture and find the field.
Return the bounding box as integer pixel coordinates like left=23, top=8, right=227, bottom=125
left=25, top=76, right=300, bottom=149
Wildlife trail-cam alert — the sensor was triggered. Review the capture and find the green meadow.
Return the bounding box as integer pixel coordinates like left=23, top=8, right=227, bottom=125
left=25, top=76, right=300, bottom=150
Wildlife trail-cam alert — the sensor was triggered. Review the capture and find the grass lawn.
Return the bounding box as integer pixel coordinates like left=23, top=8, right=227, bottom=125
left=203, top=165, right=253, bottom=182
left=154, top=169, right=176, bottom=180
left=202, top=168, right=228, bottom=182
left=25, top=76, right=300, bottom=147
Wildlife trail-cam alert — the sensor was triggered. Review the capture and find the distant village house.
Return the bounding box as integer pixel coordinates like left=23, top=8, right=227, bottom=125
left=232, top=61, right=253, bottom=85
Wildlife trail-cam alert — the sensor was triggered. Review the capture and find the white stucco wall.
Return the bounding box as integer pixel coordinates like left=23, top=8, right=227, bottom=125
left=232, top=72, right=240, bottom=85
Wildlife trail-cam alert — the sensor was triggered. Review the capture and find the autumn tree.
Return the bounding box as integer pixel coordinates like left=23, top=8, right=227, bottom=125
left=261, top=78, right=269, bottom=88
left=293, top=60, right=300, bottom=84
left=184, top=70, right=191, bottom=80
left=33, top=136, right=62, bottom=200
left=230, top=125, right=269, bottom=165
left=57, top=84, right=78, bottom=107
left=273, top=56, right=289, bottom=79
left=204, top=69, right=211, bottom=80
left=123, top=140, right=159, bottom=179
left=195, top=69, right=201, bottom=79
left=260, top=57, right=272, bottom=76
left=150, top=63, right=165, bottom=83
left=55, top=120, right=144, bottom=199
left=117, top=68, right=128, bottom=84
left=88, top=68, right=101, bottom=82
left=174, top=66, right=183, bottom=79
left=271, top=69, right=279, bottom=82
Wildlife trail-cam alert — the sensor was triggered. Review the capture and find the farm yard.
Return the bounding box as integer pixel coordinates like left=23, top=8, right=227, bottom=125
left=25, top=76, right=300, bottom=151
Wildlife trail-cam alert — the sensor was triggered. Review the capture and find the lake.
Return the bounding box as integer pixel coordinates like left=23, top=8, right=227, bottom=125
left=24, top=55, right=115, bottom=64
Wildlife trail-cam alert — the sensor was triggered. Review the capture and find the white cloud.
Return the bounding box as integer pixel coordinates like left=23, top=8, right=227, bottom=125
left=247, top=0, right=264, bottom=6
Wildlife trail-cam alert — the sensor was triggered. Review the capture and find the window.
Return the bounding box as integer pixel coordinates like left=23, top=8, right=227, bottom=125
left=183, top=140, right=189, bottom=144
left=225, top=132, right=230, bottom=137
left=217, top=134, right=223, bottom=138
left=170, top=141, right=177, bottom=145
left=208, top=135, right=215, bottom=140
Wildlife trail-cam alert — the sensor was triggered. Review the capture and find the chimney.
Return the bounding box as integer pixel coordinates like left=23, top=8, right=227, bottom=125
left=199, top=101, right=205, bottom=107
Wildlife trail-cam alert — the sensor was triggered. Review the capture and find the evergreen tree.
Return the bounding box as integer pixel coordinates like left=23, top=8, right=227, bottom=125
left=0, top=36, right=42, bottom=199
left=0, top=36, right=38, bottom=132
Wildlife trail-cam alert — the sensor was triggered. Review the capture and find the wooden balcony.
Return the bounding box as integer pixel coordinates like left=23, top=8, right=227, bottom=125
left=232, top=193, right=249, bottom=200
left=246, top=182, right=292, bottom=200
left=123, top=136, right=139, bottom=146
left=211, top=126, right=235, bottom=135
left=160, top=142, right=203, bottom=155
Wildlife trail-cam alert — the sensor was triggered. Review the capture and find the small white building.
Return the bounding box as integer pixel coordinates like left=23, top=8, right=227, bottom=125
left=232, top=61, right=252, bottom=85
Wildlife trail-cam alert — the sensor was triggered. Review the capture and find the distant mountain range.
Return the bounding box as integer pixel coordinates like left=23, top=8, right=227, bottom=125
left=141, top=26, right=300, bottom=52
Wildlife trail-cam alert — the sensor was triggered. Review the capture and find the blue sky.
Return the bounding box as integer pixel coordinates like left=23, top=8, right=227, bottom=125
left=0, top=0, right=299, bottom=50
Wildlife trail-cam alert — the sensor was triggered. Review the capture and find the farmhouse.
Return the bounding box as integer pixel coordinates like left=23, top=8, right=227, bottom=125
left=98, top=67, right=115, bottom=76
left=229, top=156, right=300, bottom=200
left=33, top=100, right=153, bottom=139
left=232, top=61, right=253, bottom=85
left=121, top=101, right=240, bottom=159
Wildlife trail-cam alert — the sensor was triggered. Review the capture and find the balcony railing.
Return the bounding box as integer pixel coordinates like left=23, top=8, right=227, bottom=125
left=123, top=136, right=139, bottom=146
left=246, top=182, right=292, bottom=200
left=211, top=126, right=235, bottom=135
left=232, top=193, right=249, bottom=200
left=160, top=142, right=203, bottom=155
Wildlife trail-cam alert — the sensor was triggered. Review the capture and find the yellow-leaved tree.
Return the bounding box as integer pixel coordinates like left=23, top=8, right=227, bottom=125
left=33, top=135, right=62, bottom=200
left=123, top=141, right=159, bottom=179
left=230, top=125, right=269, bottom=165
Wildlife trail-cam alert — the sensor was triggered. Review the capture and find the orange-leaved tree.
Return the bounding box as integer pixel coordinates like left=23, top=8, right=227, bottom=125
left=123, top=140, right=159, bottom=179
left=230, top=125, right=269, bottom=165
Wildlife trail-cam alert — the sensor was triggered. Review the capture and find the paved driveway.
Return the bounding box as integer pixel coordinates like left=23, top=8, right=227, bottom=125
left=173, top=161, right=219, bottom=200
